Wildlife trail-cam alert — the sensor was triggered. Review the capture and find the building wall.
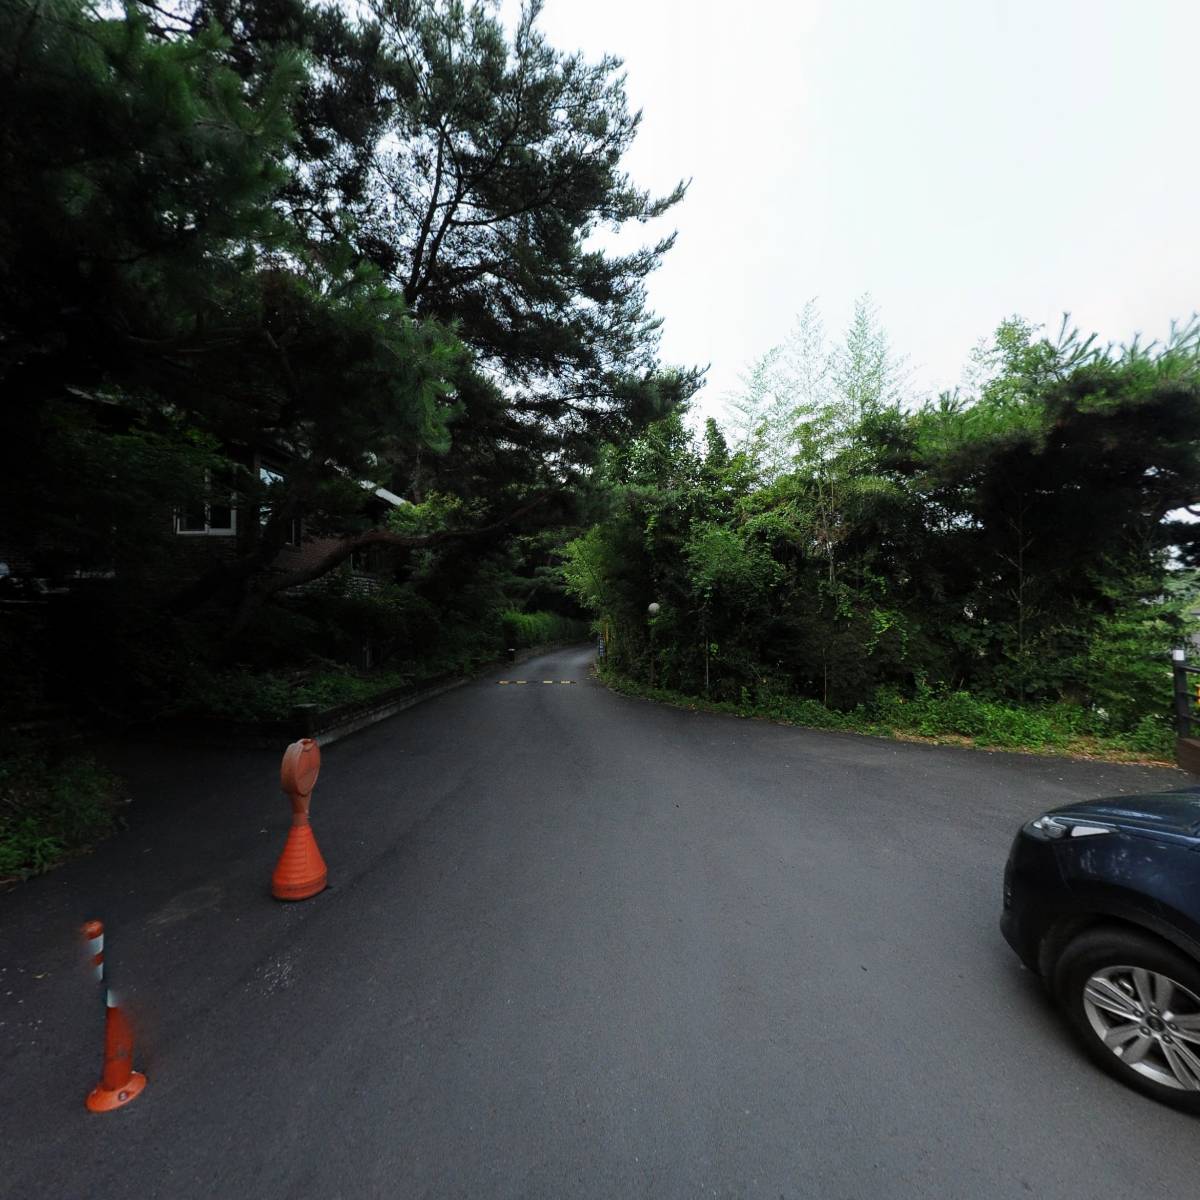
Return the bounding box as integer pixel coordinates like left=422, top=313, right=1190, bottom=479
left=3, top=479, right=392, bottom=600
left=270, top=535, right=386, bottom=597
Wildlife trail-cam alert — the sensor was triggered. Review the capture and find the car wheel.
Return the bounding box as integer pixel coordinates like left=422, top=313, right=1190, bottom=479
left=1053, top=926, right=1200, bottom=1112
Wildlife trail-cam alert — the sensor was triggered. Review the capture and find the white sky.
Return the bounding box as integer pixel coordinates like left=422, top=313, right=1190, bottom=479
left=527, top=0, right=1200, bottom=419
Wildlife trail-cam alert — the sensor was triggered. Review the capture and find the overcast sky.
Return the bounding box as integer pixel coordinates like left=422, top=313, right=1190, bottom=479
left=524, top=0, right=1199, bottom=421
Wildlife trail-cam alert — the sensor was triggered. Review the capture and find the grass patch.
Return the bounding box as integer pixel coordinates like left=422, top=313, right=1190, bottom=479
left=0, top=744, right=124, bottom=881
left=598, top=667, right=1176, bottom=766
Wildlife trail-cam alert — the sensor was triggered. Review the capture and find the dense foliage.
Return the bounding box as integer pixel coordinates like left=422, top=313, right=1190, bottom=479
left=0, top=0, right=687, bottom=723
left=566, top=308, right=1200, bottom=751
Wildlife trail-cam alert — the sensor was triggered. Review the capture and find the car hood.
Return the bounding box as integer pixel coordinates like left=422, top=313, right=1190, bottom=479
left=1051, top=791, right=1200, bottom=839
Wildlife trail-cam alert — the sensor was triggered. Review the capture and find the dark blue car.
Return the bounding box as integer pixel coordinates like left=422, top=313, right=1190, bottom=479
left=1002, top=790, right=1200, bottom=1111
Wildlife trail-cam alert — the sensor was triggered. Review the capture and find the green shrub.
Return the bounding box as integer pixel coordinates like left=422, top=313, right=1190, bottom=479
left=969, top=705, right=1064, bottom=749
left=1112, top=713, right=1175, bottom=758
left=0, top=744, right=123, bottom=879
left=181, top=669, right=298, bottom=722
left=296, top=670, right=413, bottom=712
left=182, top=667, right=416, bottom=722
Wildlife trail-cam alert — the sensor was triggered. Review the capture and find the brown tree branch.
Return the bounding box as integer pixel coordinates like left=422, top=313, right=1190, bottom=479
left=256, top=495, right=546, bottom=599
left=166, top=495, right=547, bottom=622
left=405, top=123, right=448, bottom=300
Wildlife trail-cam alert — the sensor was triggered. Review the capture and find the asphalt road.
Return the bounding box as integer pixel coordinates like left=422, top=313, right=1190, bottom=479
left=2, top=646, right=1196, bottom=1199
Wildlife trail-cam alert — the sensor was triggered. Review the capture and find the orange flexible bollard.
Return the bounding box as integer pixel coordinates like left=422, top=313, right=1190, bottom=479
left=82, top=920, right=147, bottom=1112
left=272, top=738, right=328, bottom=901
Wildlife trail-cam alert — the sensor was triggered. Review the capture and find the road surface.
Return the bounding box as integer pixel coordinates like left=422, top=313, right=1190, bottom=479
left=1, top=646, right=1194, bottom=1198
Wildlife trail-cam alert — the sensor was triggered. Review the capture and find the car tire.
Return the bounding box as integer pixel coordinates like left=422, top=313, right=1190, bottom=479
left=1053, top=926, right=1200, bottom=1113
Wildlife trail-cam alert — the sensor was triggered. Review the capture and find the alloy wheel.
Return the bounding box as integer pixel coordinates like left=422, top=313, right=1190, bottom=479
left=1082, top=965, right=1200, bottom=1091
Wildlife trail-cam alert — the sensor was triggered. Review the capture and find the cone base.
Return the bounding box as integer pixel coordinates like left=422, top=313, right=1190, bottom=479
left=272, top=869, right=328, bottom=901
left=271, top=823, right=328, bottom=901
left=86, top=1070, right=147, bottom=1112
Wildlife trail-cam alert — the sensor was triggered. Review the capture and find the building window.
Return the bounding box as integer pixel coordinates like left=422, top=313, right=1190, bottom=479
left=175, top=483, right=237, bottom=536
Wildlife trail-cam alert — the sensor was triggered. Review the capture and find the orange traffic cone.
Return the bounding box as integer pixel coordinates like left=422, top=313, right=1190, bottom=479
left=272, top=738, right=328, bottom=901
left=82, top=921, right=146, bottom=1112
left=87, top=996, right=148, bottom=1112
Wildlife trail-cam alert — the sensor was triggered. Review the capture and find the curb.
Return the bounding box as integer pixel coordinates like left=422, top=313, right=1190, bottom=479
left=312, top=675, right=470, bottom=746
left=128, top=641, right=588, bottom=750
left=310, top=640, right=583, bottom=746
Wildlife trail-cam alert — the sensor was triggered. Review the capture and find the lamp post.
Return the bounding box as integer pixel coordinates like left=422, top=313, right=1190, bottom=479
left=1172, top=647, right=1191, bottom=739
left=647, top=601, right=660, bottom=688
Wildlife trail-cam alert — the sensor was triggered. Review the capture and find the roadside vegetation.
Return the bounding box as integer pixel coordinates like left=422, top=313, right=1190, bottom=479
left=599, top=666, right=1174, bottom=765
left=0, top=743, right=124, bottom=882
left=569, top=302, right=1200, bottom=762
left=180, top=609, right=586, bottom=722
